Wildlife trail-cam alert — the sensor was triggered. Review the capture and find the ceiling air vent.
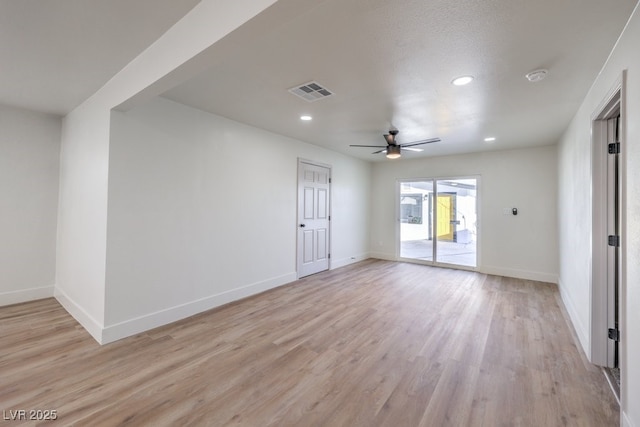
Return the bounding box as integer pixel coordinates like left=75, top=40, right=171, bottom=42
left=288, top=81, right=334, bottom=102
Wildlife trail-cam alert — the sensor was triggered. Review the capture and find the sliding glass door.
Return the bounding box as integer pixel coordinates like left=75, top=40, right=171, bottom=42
left=399, top=177, right=477, bottom=267
left=435, top=178, right=477, bottom=266
left=399, top=181, right=434, bottom=261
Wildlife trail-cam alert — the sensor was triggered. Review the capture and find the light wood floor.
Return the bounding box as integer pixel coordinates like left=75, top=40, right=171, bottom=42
left=1, top=260, right=618, bottom=426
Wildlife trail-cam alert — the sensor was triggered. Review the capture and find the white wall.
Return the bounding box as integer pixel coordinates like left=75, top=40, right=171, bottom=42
left=0, top=105, right=60, bottom=305
left=370, top=145, right=559, bottom=283
left=53, top=0, right=289, bottom=343
left=557, top=4, right=640, bottom=426
left=54, top=102, right=111, bottom=339
left=103, top=97, right=370, bottom=342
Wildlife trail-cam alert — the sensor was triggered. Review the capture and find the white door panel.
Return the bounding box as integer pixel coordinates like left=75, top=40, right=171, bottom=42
left=317, top=189, right=328, bottom=218
left=302, top=230, right=314, bottom=263
left=304, top=187, right=314, bottom=219
left=316, top=228, right=328, bottom=260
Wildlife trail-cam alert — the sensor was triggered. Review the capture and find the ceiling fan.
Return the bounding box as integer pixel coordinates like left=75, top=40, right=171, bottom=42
left=350, top=129, right=440, bottom=159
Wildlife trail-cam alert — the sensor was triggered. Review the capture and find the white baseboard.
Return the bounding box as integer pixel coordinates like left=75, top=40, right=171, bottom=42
left=557, top=278, right=590, bottom=357
left=331, top=253, right=371, bottom=269
left=100, top=272, right=297, bottom=344
left=369, top=252, right=397, bottom=262
left=54, top=287, right=104, bottom=343
left=0, top=285, right=54, bottom=307
left=369, top=257, right=559, bottom=285
left=479, top=265, right=558, bottom=284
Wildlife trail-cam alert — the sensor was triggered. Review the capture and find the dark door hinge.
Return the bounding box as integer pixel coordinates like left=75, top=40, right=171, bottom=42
left=608, top=328, right=620, bottom=342
left=608, top=235, right=620, bottom=247
left=608, top=142, right=620, bottom=154
left=328, top=253, right=331, bottom=259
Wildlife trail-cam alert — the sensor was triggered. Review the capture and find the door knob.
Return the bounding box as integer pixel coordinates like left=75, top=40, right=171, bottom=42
left=299, top=224, right=306, bottom=228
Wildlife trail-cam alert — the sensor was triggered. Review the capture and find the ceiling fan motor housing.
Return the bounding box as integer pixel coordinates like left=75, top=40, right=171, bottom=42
left=384, top=130, right=399, bottom=145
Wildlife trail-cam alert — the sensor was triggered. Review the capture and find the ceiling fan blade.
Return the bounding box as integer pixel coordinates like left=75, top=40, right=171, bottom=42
left=403, top=147, right=423, bottom=152
left=400, top=138, right=441, bottom=148
left=350, top=144, right=388, bottom=148
left=372, top=148, right=388, bottom=154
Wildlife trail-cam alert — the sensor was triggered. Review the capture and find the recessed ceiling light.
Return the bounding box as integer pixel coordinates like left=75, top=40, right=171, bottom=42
left=300, top=115, right=312, bottom=121
left=525, top=69, right=548, bottom=83
left=451, top=75, right=474, bottom=86
left=484, top=137, right=496, bottom=142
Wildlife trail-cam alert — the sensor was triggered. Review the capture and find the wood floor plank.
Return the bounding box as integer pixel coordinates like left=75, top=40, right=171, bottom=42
left=0, top=260, right=618, bottom=426
left=418, top=359, right=481, bottom=426
left=374, top=357, right=445, bottom=427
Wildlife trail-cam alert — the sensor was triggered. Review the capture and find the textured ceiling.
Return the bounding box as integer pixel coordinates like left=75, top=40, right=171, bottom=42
left=163, top=0, right=638, bottom=161
left=0, top=0, right=636, bottom=161
left=0, top=0, right=200, bottom=115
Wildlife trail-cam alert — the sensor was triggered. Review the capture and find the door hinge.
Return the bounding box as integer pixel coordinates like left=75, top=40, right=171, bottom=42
left=608, top=235, right=620, bottom=247
left=328, top=253, right=331, bottom=259
left=608, top=328, right=620, bottom=342
left=608, top=142, right=620, bottom=154
left=329, top=178, right=332, bottom=184
left=328, top=215, right=331, bottom=221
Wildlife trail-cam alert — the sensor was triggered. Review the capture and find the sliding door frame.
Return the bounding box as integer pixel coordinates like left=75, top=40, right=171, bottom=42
left=396, top=175, right=481, bottom=271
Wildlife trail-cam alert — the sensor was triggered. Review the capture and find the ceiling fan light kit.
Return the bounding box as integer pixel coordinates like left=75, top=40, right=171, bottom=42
left=386, top=145, right=402, bottom=159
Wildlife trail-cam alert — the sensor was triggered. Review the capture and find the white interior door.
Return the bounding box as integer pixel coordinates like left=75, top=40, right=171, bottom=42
left=297, top=161, right=331, bottom=278
left=590, top=86, right=622, bottom=368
